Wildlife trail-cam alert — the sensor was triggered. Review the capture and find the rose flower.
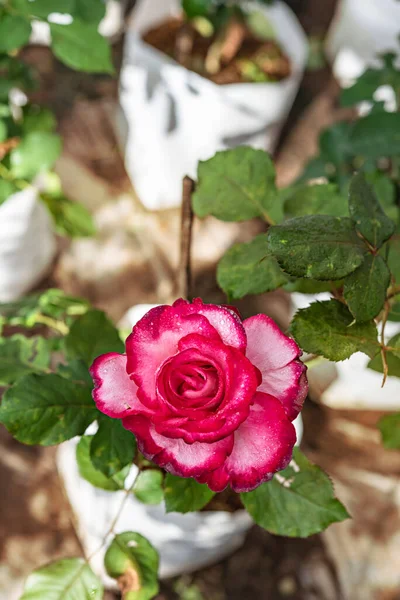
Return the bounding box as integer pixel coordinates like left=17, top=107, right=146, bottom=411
left=90, top=299, right=307, bottom=493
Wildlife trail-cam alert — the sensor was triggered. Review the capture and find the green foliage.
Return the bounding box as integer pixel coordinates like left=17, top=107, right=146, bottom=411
left=368, top=334, right=400, bottom=376
left=241, top=449, right=349, bottom=537
left=10, top=132, right=62, bottom=179
left=90, top=416, right=136, bottom=478
left=267, top=215, right=367, bottom=280
left=284, top=183, right=348, bottom=218
left=77, top=435, right=129, bottom=491
left=50, top=21, right=114, bottom=74
left=104, top=532, right=159, bottom=600
left=182, top=0, right=212, bottom=19
left=0, top=288, right=89, bottom=329
left=134, top=470, right=164, bottom=505
left=193, top=147, right=282, bottom=224
left=164, top=474, right=215, bottom=513
left=64, top=309, right=125, bottom=366
left=0, top=335, right=50, bottom=385
left=0, top=15, right=31, bottom=52
left=217, top=234, right=287, bottom=299
left=20, top=558, right=103, bottom=600
left=348, top=172, right=395, bottom=249
left=1, top=0, right=112, bottom=73
left=0, top=180, right=17, bottom=205
left=340, top=52, right=400, bottom=107
left=0, top=373, right=97, bottom=445
left=41, top=193, right=96, bottom=238
left=343, top=255, right=391, bottom=322
left=290, top=300, right=379, bottom=361
left=378, top=413, right=400, bottom=450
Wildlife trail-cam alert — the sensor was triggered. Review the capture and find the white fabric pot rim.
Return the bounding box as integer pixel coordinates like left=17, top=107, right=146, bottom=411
left=118, top=0, right=308, bottom=210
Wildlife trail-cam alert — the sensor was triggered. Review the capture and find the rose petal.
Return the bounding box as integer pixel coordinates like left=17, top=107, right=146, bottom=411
left=90, top=353, right=145, bottom=418
left=123, top=414, right=234, bottom=478
left=200, top=392, right=296, bottom=493
left=126, top=304, right=221, bottom=408
left=244, top=315, right=307, bottom=420
left=155, top=333, right=258, bottom=443
left=260, top=361, right=308, bottom=421
left=190, top=299, right=247, bottom=351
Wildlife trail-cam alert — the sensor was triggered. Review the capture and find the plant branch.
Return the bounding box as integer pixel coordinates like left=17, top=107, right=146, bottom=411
left=177, top=176, right=195, bottom=300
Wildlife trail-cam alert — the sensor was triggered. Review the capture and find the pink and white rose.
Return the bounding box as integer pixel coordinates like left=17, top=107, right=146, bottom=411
left=90, top=299, right=307, bottom=493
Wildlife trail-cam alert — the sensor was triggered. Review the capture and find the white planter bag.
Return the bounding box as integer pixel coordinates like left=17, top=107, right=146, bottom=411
left=57, top=303, right=303, bottom=585
left=326, top=0, right=400, bottom=85
left=0, top=187, right=56, bottom=302
left=118, top=0, right=308, bottom=210
left=292, top=293, right=400, bottom=411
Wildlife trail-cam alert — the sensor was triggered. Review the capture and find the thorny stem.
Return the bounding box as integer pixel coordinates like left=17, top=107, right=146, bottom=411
left=178, top=176, right=195, bottom=301
left=387, top=283, right=400, bottom=301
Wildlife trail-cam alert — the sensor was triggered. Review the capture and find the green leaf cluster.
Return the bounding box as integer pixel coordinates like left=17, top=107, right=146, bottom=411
left=241, top=449, right=349, bottom=537
left=1, top=0, right=113, bottom=74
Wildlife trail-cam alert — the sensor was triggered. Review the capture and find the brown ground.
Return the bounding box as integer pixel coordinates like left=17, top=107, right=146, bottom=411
left=5, top=2, right=400, bottom=600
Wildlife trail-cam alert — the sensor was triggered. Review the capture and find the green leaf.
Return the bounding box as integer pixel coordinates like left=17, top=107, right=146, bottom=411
left=283, top=278, right=338, bottom=294
left=72, top=0, right=107, bottom=24
left=217, top=234, right=287, bottom=299
left=246, top=10, right=276, bottom=40
left=343, top=254, right=390, bottom=321
left=0, top=180, right=17, bottom=205
left=319, top=122, right=353, bottom=174
left=0, top=288, right=87, bottom=329
left=77, top=435, right=129, bottom=491
left=284, top=183, right=348, bottom=218
left=0, top=335, right=50, bottom=385
left=64, top=309, right=124, bottom=366
left=58, top=359, right=94, bottom=385
left=0, top=119, right=7, bottom=142
left=350, top=112, right=400, bottom=160
left=365, top=171, right=399, bottom=224
left=10, top=132, right=62, bottom=179
left=368, top=340, right=400, bottom=378
left=164, top=474, right=214, bottom=513
left=41, top=194, right=96, bottom=237
left=134, top=470, right=164, bottom=505
left=0, top=373, right=97, bottom=445
left=182, top=0, right=212, bottom=19
left=341, top=53, right=400, bottom=107
left=50, top=21, right=114, bottom=74
left=241, top=448, right=349, bottom=537
left=388, top=301, right=400, bottom=322
left=385, top=333, right=400, bottom=360
left=378, top=413, right=400, bottom=449
left=387, top=236, right=400, bottom=284
left=192, top=147, right=282, bottom=224
left=290, top=300, right=379, bottom=361
left=12, top=0, right=75, bottom=18
left=90, top=416, right=136, bottom=478
left=20, top=558, right=103, bottom=600
left=0, top=15, right=31, bottom=52
left=23, top=106, right=56, bottom=134
left=267, top=215, right=367, bottom=280
left=105, top=532, right=159, bottom=600
left=348, top=172, right=395, bottom=249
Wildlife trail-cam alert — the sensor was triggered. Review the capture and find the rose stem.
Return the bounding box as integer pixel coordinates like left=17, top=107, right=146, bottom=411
left=178, top=175, right=195, bottom=301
